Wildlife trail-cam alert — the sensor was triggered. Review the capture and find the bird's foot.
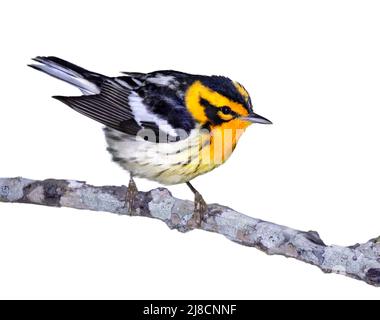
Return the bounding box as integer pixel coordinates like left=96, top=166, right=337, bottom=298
left=126, top=177, right=138, bottom=215
left=185, top=181, right=208, bottom=228
left=191, top=191, right=208, bottom=227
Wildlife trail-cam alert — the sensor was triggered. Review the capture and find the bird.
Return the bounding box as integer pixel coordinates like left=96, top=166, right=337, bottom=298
left=29, top=56, right=272, bottom=226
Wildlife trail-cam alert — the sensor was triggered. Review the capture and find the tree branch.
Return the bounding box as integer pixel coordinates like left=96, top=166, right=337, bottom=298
left=0, top=177, right=379, bottom=287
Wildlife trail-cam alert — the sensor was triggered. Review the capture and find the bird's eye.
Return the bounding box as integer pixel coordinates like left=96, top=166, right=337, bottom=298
left=221, top=106, right=232, bottom=115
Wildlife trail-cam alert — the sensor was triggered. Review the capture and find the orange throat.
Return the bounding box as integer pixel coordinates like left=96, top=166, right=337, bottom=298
left=201, top=119, right=251, bottom=165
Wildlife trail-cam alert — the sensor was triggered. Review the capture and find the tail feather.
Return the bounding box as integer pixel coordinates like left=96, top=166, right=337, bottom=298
left=29, top=56, right=104, bottom=95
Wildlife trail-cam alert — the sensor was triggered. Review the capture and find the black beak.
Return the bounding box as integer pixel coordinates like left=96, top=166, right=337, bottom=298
left=241, top=112, right=272, bottom=124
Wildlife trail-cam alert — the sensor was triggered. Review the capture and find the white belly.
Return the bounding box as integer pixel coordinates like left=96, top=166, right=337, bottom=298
left=103, top=127, right=219, bottom=185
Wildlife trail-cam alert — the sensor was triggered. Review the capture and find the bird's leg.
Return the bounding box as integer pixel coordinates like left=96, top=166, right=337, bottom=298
left=126, top=175, right=138, bottom=214
left=186, top=181, right=208, bottom=227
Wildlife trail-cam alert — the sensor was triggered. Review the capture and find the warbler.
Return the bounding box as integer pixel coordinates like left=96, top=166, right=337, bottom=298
left=29, top=56, right=271, bottom=225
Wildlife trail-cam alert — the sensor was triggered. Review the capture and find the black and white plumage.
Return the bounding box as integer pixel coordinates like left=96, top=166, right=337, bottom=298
left=29, top=56, right=271, bottom=185
left=30, top=57, right=193, bottom=139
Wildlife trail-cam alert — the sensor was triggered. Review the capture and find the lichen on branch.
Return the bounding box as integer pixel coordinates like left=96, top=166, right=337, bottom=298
left=0, top=177, right=379, bottom=287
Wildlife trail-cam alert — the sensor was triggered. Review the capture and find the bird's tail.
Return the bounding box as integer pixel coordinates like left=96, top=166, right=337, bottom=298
left=29, top=56, right=105, bottom=95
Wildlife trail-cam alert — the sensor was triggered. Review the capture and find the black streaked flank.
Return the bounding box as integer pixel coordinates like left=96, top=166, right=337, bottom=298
left=139, top=121, right=179, bottom=143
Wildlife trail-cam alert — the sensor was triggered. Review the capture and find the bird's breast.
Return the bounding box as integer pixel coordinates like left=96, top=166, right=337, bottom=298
left=104, top=123, right=248, bottom=185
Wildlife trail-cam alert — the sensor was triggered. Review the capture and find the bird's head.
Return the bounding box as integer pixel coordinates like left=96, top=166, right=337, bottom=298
left=185, top=76, right=271, bottom=132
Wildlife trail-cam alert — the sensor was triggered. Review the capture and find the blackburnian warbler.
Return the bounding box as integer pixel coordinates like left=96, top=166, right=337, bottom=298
left=29, top=56, right=271, bottom=226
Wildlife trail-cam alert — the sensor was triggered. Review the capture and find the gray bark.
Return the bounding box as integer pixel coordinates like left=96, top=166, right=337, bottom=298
left=0, top=177, right=379, bottom=287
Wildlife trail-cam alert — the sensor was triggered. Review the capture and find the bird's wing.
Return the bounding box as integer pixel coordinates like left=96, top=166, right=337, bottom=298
left=54, top=78, right=194, bottom=142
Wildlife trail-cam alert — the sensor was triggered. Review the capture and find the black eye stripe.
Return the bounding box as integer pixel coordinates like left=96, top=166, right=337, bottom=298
left=199, top=97, right=214, bottom=109
left=199, top=99, right=236, bottom=115
left=199, top=97, right=237, bottom=124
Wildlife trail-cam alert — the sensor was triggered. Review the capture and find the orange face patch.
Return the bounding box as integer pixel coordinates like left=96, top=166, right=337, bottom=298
left=185, top=80, right=252, bottom=165
left=185, top=81, right=249, bottom=124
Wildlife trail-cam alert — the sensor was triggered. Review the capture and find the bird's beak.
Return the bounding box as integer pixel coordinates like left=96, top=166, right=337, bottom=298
left=241, top=112, right=272, bottom=124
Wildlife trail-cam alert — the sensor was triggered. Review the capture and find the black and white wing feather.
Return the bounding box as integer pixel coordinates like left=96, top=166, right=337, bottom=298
left=30, top=56, right=196, bottom=141
left=53, top=81, right=143, bottom=136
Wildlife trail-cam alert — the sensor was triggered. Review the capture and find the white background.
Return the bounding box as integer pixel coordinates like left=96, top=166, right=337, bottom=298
left=0, top=0, right=379, bottom=299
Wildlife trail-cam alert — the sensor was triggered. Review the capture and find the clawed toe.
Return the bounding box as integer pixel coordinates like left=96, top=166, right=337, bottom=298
left=192, top=192, right=208, bottom=227
left=186, top=181, right=208, bottom=228
left=126, top=177, right=138, bottom=214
